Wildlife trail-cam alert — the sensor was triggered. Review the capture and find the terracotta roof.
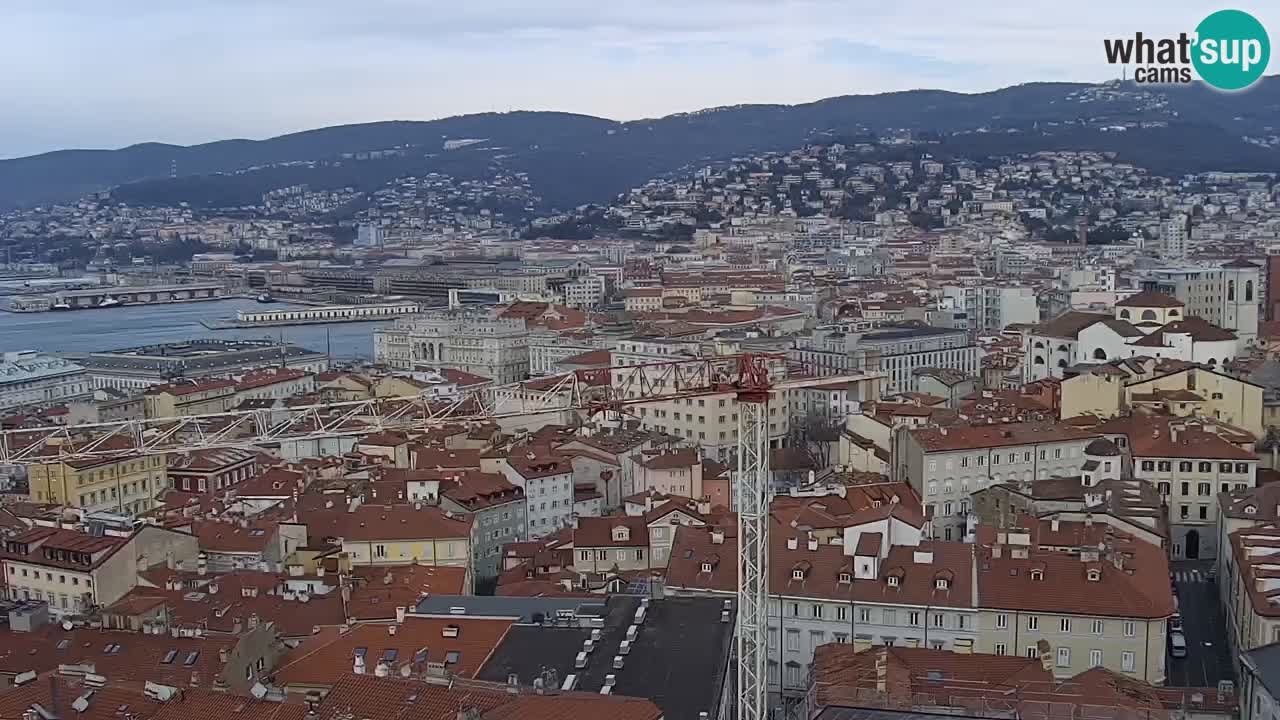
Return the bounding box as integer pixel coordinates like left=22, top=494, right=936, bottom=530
left=910, top=421, right=1098, bottom=452
left=639, top=447, right=699, bottom=470
left=235, top=368, right=311, bottom=391
left=1095, top=416, right=1256, bottom=460
left=1031, top=311, right=1110, bottom=339
left=976, top=534, right=1174, bottom=618
left=274, top=616, right=515, bottom=687
left=440, top=368, right=493, bottom=387
left=574, top=515, right=649, bottom=548
left=1223, top=257, right=1260, bottom=268
left=1130, top=316, right=1237, bottom=346
left=346, top=565, right=468, bottom=620
left=146, top=377, right=237, bottom=397
left=299, top=503, right=472, bottom=542
left=1116, top=290, right=1184, bottom=308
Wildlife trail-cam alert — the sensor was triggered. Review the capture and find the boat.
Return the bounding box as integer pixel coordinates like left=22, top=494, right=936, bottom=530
left=257, top=292, right=276, bottom=303
left=97, top=296, right=121, bottom=308
left=51, top=300, right=72, bottom=311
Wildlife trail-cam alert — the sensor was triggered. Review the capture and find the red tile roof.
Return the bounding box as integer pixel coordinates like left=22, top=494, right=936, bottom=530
left=273, top=616, right=514, bottom=686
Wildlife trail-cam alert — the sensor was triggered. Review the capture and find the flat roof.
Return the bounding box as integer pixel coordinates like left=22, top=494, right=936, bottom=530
left=471, top=595, right=734, bottom=720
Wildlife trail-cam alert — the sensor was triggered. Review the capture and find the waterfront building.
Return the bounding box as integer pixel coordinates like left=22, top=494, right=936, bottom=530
left=0, top=351, right=91, bottom=412
left=77, top=340, right=328, bottom=391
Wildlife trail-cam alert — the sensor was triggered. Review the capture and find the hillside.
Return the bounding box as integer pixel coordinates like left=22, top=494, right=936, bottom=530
left=4, top=78, right=1279, bottom=211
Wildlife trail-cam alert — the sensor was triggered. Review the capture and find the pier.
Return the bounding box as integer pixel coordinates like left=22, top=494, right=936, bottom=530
left=201, top=301, right=420, bottom=329
left=1, top=283, right=226, bottom=312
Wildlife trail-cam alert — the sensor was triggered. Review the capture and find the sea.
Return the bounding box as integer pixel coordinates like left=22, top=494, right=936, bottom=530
left=0, top=298, right=387, bottom=360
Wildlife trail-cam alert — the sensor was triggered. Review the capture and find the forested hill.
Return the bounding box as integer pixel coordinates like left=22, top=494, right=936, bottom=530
left=3, top=77, right=1279, bottom=211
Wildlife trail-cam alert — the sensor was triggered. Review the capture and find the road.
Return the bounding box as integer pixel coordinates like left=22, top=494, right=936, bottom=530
left=1166, top=560, right=1234, bottom=687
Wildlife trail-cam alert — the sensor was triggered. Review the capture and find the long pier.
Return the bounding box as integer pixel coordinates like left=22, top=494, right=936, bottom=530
left=1, top=283, right=226, bottom=312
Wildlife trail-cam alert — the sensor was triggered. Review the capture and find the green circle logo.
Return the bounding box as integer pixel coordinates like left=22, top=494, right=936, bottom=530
left=1192, top=9, right=1270, bottom=91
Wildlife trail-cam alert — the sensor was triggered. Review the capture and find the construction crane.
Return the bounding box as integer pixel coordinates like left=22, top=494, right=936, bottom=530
left=0, top=353, right=795, bottom=720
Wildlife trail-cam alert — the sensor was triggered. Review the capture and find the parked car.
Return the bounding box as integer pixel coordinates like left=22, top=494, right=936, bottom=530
left=1169, top=631, right=1188, bottom=658
left=1170, top=614, right=1183, bottom=632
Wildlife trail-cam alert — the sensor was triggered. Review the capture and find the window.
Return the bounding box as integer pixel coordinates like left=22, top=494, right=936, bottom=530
left=996, top=614, right=1008, bottom=629
left=858, top=607, right=870, bottom=623
left=1054, top=448, right=1062, bottom=460
left=785, top=630, right=800, bottom=651
left=1027, top=647, right=1039, bottom=659
left=812, top=604, right=823, bottom=619
left=1092, top=619, right=1104, bottom=635
left=1122, top=651, right=1136, bottom=672
left=836, top=606, right=848, bottom=621
left=908, top=611, right=921, bottom=626
left=928, top=459, right=938, bottom=472
left=1199, top=462, right=1212, bottom=473
left=1123, top=621, right=1136, bottom=637
left=1060, top=618, right=1071, bottom=633
left=1236, top=463, right=1250, bottom=474
left=1181, top=482, right=1190, bottom=496
left=374, top=545, right=387, bottom=559
left=1198, top=483, right=1211, bottom=496
left=995, top=643, right=1007, bottom=656
left=1141, top=461, right=1155, bottom=472
left=1028, top=616, right=1039, bottom=631
left=1158, top=482, right=1170, bottom=496
left=1221, top=462, right=1233, bottom=473
left=1089, top=649, right=1103, bottom=667
left=1179, top=461, right=1192, bottom=472
left=961, top=457, right=969, bottom=469
left=1056, top=647, right=1071, bottom=667
left=932, top=613, right=945, bottom=628
left=1200, top=506, right=1208, bottom=520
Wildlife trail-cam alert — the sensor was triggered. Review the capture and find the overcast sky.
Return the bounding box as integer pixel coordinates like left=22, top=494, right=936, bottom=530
left=2, top=1, right=1276, bottom=158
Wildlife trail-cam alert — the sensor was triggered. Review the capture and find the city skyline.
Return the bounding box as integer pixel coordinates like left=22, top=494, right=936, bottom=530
left=3, top=0, right=1277, bottom=158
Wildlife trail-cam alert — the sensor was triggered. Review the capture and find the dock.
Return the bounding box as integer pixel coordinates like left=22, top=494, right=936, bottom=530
left=201, top=301, right=420, bottom=329
left=1, top=283, right=226, bottom=312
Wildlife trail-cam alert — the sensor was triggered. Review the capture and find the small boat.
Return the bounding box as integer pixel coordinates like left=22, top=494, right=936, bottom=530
left=51, top=300, right=72, bottom=311
left=257, top=292, right=276, bottom=303
left=97, top=296, right=121, bottom=308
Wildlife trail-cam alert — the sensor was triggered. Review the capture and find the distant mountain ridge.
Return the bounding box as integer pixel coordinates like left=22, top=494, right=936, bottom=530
left=3, top=78, right=1279, bottom=211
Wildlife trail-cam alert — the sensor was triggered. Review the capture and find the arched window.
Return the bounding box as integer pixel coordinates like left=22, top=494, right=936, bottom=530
left=1141, top=310, right=1157, bottom=321
left=1169, top=308, right=1180, bottom=317
left=1119, top=309, right=1131, bottom=319
left=1057, top=359, right=1067, bottom=368
left=1034, top=356, right=1045, bottom=365
left=1207, top=358, right=1217, bottom=367
left=1247, top=280, right=1254, bottom=302
left=1057, top=344, right=1069, bottom=352
left=1228, top=280, right=1236, bottom=301
left=1092, top=348, right=1107, bottom=360
left=1034, top=341, right=1045, bottom=349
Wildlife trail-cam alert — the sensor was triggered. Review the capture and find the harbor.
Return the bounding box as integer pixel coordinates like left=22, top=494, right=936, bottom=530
left=200, top=301, right=421, bottom=329
left=0, top=298, right=382, bottom=360
left=1, top=282, right=227, bottom=312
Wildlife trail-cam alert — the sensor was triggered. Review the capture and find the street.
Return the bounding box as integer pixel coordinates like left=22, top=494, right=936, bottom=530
left=1166, top=560, right=1234, bottom=687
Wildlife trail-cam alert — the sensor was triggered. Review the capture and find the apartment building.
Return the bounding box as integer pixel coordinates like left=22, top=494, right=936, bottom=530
left=974, top=526, right=1174, bottom=684
left=1223, top=523, right=1280, bottom=655
left=436, top=471, right=527, bottom=579
left=493, top=447, right=575, bottom=537
left=28, top=451, right=168, bottom=518
left=0, top=525, right=198, bottom=616
left=1060, top=360, right=1263, bottom=437
left=166, top=447, right=259, bottom=495
left=942, top=284, right=1040, bottom=333
left=0, top=351, right=91, bottom=412
left=669, top=525, right=973, bottom=701
left=143, top=377, right=237, bottom=418
left=892, top=422, right=1101, bottom=541
left=793, top=325, right=979, bottom=394
left=572, top=515, right=652, bottom=573
left=299, top=503, right=472, bottom=570
left=1097, top=415, right=1258, bottom=560
left=613, top=338, right=791, bottom=461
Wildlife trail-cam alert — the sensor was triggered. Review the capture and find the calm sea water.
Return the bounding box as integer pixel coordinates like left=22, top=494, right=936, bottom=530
left=0, top=298, right=386, bottom=360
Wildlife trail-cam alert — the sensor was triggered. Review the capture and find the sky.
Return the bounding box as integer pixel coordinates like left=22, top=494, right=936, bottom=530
left=2, top=1, right=1277, bottom=158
